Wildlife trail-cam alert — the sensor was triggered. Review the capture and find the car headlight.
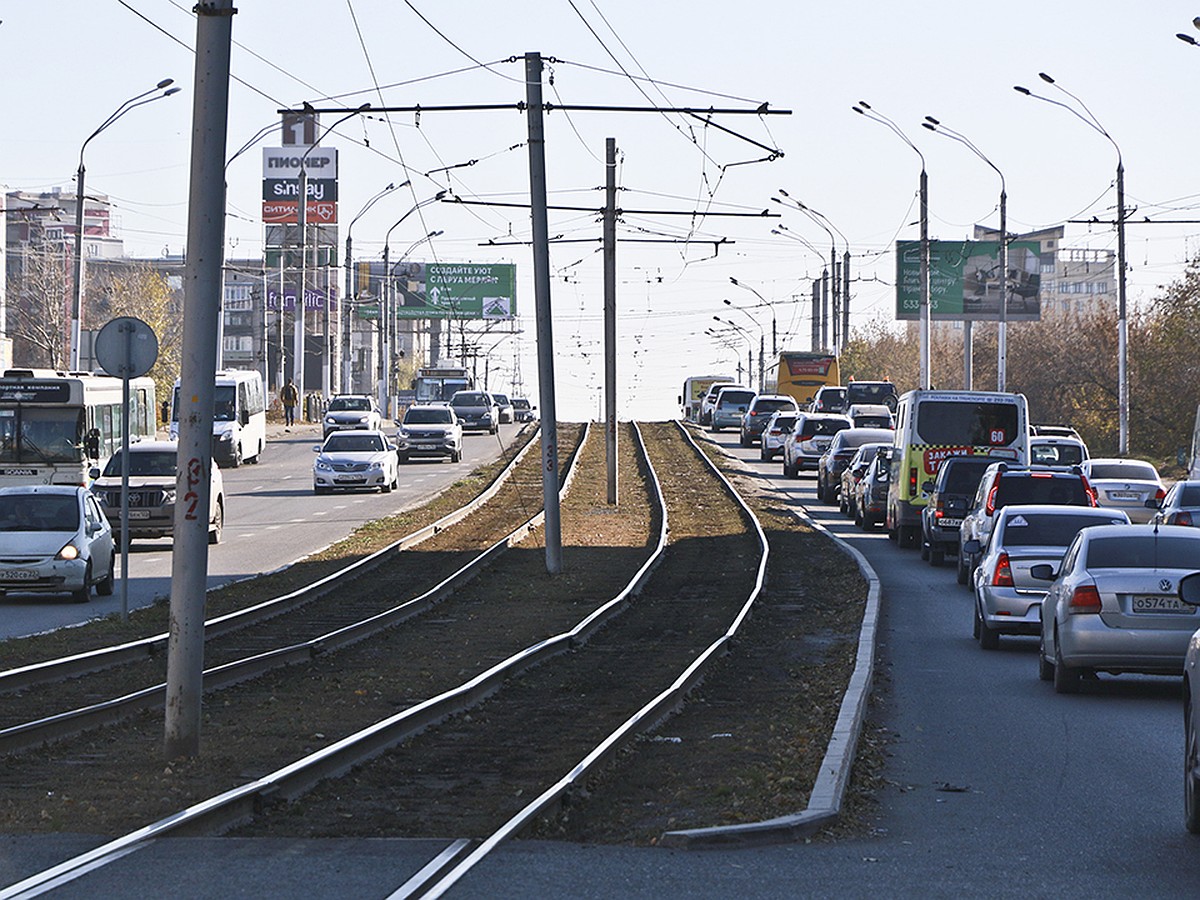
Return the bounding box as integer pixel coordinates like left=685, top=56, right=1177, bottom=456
left=358, top=415, right=370, bottom=424
left=315, top=459, right=333, bottom=472
left=57, top=543, right=80, bottom=561
left=325, top=416, right=337, bottom=425
left=369, top=461, right=384, bottom=472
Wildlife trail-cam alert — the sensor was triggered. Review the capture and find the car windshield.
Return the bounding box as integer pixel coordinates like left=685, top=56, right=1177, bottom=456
left=324, top=434, right=385, bottom=453
left=451, top=394, right=487, bottom=407
left=770, top=415, right=797, bottom=432
left=492, top=395, right=510, bottom=405
left=102, top=450, right=176, bottom=478
left=0, top=494, right=80, bottom=532
left=717, top=391, right=755, bottom=407
left=915, top=401, right=1020, bottom=447
left=800, top=419, right=850, bottom=438
left=846, top=383, right=895, bottom=405
left=754, top=399, right=796, bottom=413
left=329, top=397, right=372, bottom=412
left=1001, top=512, right=1125, bottom=547
left=1085, top=535, right=1200, bottom=569
left=1032, top=443, right=1085, bottom=466
left=1089, top=461, right=1158, bottom=481
left=405, top=408, right=451, bottom=425
left=512, top=399, right=530, bottom=410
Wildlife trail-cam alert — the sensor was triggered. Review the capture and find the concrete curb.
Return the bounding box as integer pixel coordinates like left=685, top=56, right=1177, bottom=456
left=659, top=432, right=881, bottom=848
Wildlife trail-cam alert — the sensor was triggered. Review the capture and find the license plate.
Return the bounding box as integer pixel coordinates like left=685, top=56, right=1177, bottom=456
left=938, top=518, right=963, bottom=528
left=127, top=510, right=151, bottom=520
left=0, top=569, right=39, bottom=581
left=1131, top=596, right=1193, bottom=614
left=334, top=476, right=366, bottom=484
left=1109, top=491, right=1139, bottom=500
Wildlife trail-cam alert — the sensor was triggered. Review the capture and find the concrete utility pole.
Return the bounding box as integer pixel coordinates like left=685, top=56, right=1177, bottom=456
left=811, top=279, right=820, bottom=351
left=165, top=0, right=234, bottom=761
left=293, top=165, right=307, bottom=393
left=525, top=52, right=562, bottom=574
left=603, top=138, right=618, bottom=505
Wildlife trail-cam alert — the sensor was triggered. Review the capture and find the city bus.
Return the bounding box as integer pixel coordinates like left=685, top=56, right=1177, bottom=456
left=413, top=366, right=473, bottom=404
left=0, top=368, right=157, bottom=487
left=886, top=389, right=1029, bottom=548
left=775, top=351, right=840, bottom=409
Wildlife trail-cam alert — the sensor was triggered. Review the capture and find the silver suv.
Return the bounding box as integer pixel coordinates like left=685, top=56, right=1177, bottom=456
left=323, top=394, right=383, bottom=438
left=396, top=405, right=463, bottom=463
left=449, top=390, right=499, bottom=434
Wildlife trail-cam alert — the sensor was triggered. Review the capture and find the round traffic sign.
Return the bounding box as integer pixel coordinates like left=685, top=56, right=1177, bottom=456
left=95, top=316, right=159, bottom=379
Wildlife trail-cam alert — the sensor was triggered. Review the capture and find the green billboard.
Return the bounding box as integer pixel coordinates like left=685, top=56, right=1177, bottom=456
left=896, top=240, right=1042, bottom=321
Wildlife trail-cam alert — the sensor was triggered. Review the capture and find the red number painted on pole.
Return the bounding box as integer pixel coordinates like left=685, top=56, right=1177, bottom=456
left=185, top=457, right=202, bottom=521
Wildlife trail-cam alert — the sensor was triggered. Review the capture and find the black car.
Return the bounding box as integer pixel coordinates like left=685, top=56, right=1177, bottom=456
left=920, top=455, right=995, bottom=567
left=844, top=380, right=898, bottom=413
left=816, top=427, right=895, bottom=504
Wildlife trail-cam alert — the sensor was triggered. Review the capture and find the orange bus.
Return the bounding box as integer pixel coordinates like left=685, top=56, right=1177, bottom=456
left=774, top=352, right=840, bottom=409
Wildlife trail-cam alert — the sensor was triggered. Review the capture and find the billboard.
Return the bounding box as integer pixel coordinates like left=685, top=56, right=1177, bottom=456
left=896, top=240, right=1042, bottom=321
left=262, top=147, right=339, bottom=224
left=353, top=261, right=517, bottom=321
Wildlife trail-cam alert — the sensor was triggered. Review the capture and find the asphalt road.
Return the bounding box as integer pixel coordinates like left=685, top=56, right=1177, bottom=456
left=0, top=421, right=524, bottom=641
left=8, top=427, right=1200, bottom=898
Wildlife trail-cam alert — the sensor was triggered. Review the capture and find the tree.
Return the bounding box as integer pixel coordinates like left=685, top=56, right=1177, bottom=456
left=93, top=263, right=183, bottom=408
left=6, top=238, right=72, bottom=368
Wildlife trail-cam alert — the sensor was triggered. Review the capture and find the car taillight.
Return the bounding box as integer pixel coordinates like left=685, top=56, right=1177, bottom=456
left=985, top=484, right=999, bottom=515
left=908, top=467, right=917, bottom=496
left=1174, top=511, right=1194, bottom=526
left=991, top=552, right=1013, bottom=587
left=1068, top=584, right=1102, bottom=614
left=1081, top=476, right=1098, bottom=506
left=1155, top=487, right=1167, bottom=501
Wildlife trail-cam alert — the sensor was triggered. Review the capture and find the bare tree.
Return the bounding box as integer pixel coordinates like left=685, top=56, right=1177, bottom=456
left=6, top=239, right=72, bottom=369
left=94, top=263, right=183, bottom=405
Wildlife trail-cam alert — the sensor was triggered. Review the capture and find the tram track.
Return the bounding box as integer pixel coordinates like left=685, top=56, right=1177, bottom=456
left=0, top=421, right=776, bottom=899
left=0, top=423, right=583, bottom=752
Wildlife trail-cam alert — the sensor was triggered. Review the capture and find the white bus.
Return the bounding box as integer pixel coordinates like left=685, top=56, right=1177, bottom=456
left=0, top=368, right=157, bottom=487
left=170, top=369, right=266, bottom=467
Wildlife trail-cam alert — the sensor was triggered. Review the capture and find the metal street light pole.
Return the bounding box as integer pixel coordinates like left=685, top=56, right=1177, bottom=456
left=729, top=277, right=778, bottom=356
left=777, top=192, right=851, bottom=352
left=922, top=116, right=1007, bottom=391
left=390, top=229, right=443, bottom=397
left=344, top=181, right=408, bottom=393
left=853, top=101, right=930, bottom=389
left=713, top=315, right=757, bottom=390
left=721, top=299, right=765, bottom=390
left=70, top=79, right=179, bottom=371
left=380, top=191, right=446, bottom=415
left=1014, top=74, right=1127, bottom=454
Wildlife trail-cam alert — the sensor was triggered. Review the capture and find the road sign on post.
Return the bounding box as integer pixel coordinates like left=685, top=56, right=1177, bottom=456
left=95, top=316, right=159, bottom=622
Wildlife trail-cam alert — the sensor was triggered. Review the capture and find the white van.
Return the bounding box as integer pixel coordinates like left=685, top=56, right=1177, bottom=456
left=170, top=369, right=267, bottom=467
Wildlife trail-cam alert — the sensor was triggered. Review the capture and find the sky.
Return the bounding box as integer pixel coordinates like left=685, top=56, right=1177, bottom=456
left=5, top=1, right=1200, bottom=420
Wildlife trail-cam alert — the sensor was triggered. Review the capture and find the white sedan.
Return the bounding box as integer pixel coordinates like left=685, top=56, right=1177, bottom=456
left=0, top=485, right=115, bottom=603
left=312, top=430, right=399, bottom=494
left=1179, top=571, right=1200, bottom=832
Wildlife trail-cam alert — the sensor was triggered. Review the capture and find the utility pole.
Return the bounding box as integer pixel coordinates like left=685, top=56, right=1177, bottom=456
left=603, top=137, right=618, bottom=505
left=525, top=52, right=562, bottom=574
left=293, top=165, right=307, bottom=395
left=811, top=279, right=820, bottom=351
left=165, top=0, right=234, bottom=760
left=842, top=250, right=851, bottom=349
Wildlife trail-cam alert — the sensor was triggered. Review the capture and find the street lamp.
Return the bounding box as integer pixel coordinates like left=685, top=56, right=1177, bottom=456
left=1014, top=74, right=1127, bottom=454
left=722, top=298, right=766, bottom=390
left=728, top=278, right=778, bottom=357
left=344, top=181, right=409, bottom=392
left=923, top=116, right=1007, bottom=391
left=713, top=315, right=757, bottom=389
left=380, top=191, right=447, bottom=414
left=390, top=229, right=443, bottom=398
left=706, top=326, right=749, bottom=382
left=70, top=78, right=180, bottom=371
left=775, top=192, right=851, bottom=351
left=853, top=100, right=931, bottom=389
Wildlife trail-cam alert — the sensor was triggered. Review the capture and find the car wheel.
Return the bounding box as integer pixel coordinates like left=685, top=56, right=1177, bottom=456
left=231, top=443, right=242, bottom=468
left=72, top=564, right=92, bottom=604
left=489, top=426, right=497, bottom=435
left=1186, top=700, right=1200, bottom=834
left=1038, top=635, right=1055, bottom=682
left=972, top=602, right=981, bottom=639
left=740, top=432, right=750, bottom=447
left=398, top=453, right=410, bottom=464
left=760, top=445, right=770, bottom=463
left=898, top=525, right=918, bottom=548
left=861, top=510, right=874, bottom=530
left=930, top=545, right=945, bottom=567
left=920, top=535, right=930, bottom=561
left=956, top=549, right=970, bottom=585
left=208, top=500, right=223, bottom=545
left=451, top=449, right=462, bottom=463
left=1053, top=631, right=1081, bottom=694
left=977, top=603, right=1000, bottom=650
left=96, top=554, right=115, bottom=596
left=314, top=486, right=331, bottom=495
left=853, top=503, right=863, bottom=526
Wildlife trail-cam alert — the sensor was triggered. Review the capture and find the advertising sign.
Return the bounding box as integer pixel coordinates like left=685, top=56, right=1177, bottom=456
left=262, top=200, right=338, bottom=225
left=263, top=179, right=338, bottom=202
left=896, top=239, right=1043, bottom=321
left=262, top=147, right=338, bottom=179
left=358, top=261, right=517, bottom=320
left=266, top=287, right=336, bottom=312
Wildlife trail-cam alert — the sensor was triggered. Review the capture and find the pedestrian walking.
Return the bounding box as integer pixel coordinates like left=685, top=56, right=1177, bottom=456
left=280, top=378, right=299, bottom=429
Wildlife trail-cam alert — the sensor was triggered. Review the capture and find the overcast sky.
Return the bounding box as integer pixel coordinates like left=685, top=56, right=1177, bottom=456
left=6, top=2, right=1200, bottom=419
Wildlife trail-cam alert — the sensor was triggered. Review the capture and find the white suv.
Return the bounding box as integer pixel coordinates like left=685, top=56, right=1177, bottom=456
left=396, top=405, right=464, bottom=463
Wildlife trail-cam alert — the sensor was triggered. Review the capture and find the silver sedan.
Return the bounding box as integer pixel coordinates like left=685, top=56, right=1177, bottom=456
left=1084, top=457, right=1164, bottom=524
left=965, top=505, right=1129, bottom=650
left=1036, top=524, right=1200, bottom=693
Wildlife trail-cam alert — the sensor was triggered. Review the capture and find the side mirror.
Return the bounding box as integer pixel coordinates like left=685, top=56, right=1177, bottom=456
left=89, top=467, right=101, bottom=481
left=1030, top=563, right=1057, bottom=581
left=961, top=539, right=981, bottom=556
left=1179, top=572, right=1200, bottom=606
left=922, top=480, right=935, bottom=493
left=1144, top=497, right=1163, bottom=510
left=313, top=445, right=322, bottom=453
